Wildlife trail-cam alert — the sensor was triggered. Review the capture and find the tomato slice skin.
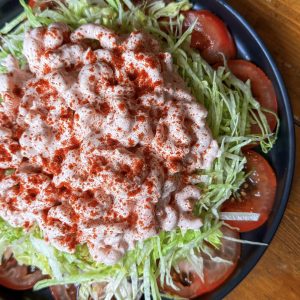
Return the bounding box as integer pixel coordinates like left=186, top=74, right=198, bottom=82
left=50, top=284, right=78, bottom=300
left=222, top=150, right=277, bottom=232
left=0, top=253, right=45, bottom=290
left=225, top=60, right=278, bottom=133
left=160, top=227, right=240, bottom=299
left=183, top=10, right=236, bottom=64
left=28, top=0, right=55, bottom=10
left=28, top=0, right=37, bottom=7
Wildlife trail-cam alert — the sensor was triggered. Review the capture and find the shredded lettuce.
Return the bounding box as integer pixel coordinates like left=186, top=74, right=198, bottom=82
left=0, top=0, right=278, bottom=299
left=0, top=217, right=222, bottom=299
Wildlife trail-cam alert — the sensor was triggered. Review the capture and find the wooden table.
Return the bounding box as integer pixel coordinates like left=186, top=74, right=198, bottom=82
left=225, top=1, right=300, bottom=299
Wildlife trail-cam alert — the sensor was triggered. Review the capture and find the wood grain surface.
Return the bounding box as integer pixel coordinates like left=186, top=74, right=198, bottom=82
left=225, top=0, right=300, bottom=299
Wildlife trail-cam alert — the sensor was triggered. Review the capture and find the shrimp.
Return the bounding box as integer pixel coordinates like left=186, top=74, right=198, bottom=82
left=71, top=24, right=119, bottom=49
left=0, top=56, right=32, bottom=119
left=73, top=105, right=104, bottom=141
left=0, top=127, right=22, bottom=168
left=19, top=114, right=54, bottom=163
left=78, top=62, right=114, bottom=96
left=0, top=201, right=34, bottom=228
left=177, top=213, right=202, bottom=230
left=151, top=103, right=192, bottom=174
left=186, top=124, right=219, bottom=171
left=23, top=23, right=70, bottom=75
left=36, top=210, right=77, bottom=253
left=122, top=31, right=161, bottom=53
left=158, top=205, right=178, bottom=231
left=15, top=173, right=55, bottom=212
left=52, top=149, right=85, bottom=190
left=175, top=185, right=201, bottom=212
left=122, top=50, right=162, bottom=84
left=70, top=190, right=113, bottom=220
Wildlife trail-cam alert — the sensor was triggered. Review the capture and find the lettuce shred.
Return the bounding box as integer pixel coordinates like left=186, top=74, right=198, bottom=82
left=0, top=217, right=222, bottom=299
left=0, top=1, right=278, bottom=299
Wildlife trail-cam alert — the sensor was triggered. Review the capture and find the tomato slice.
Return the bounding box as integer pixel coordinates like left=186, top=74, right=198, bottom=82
left=50, top=284, right=78, bottom=300
left=222, top=150, right=277, bottom=232
left=183, top=10, right=236, bottom=64
left=160, top=227, right=240, bottom=299
left=28, top=0, right=56, bottom=10
left=225, top=60, right=278, bottom=133
left=28, top=0, right=36, bottom=7
left=0, top=251, right=45, bottom=290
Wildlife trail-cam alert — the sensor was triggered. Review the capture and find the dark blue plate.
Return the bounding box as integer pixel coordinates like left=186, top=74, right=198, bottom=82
left=0, top=0, right=295, bottom=299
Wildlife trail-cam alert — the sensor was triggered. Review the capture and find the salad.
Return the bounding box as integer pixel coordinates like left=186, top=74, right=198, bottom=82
left=0, top=0, right=278, bottom=299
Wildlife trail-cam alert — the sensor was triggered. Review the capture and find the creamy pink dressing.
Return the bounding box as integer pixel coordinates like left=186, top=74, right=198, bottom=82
left=0, top=23, right=218, bottom=265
